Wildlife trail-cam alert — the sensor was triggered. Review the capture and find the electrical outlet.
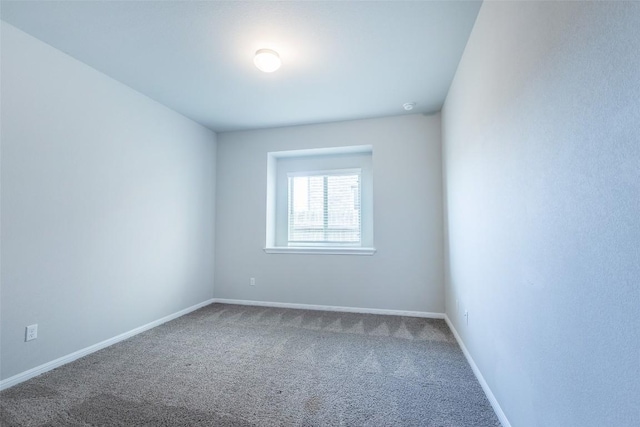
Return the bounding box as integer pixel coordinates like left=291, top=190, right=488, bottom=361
left=250, top=277, right=255, bottom=286
left=464, top=310, right=469, bottom=326
left=25, top=324, right=38, bottom=342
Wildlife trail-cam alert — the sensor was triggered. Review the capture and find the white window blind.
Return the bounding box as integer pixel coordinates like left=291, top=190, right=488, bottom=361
left=287, top=169, right=361, bottom=245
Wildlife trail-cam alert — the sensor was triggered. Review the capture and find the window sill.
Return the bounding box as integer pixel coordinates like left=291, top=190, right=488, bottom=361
left=263, top=247, right=376, bottom=256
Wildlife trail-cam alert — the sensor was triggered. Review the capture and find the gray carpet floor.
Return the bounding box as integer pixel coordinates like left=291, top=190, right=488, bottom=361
left=0, top=304, right=500, bottom=426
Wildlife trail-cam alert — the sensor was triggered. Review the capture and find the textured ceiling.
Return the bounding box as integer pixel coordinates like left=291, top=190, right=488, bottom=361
left=0, top=1, right=481, bottom=132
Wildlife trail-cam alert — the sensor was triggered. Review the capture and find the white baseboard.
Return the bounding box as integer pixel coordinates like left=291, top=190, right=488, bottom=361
left=444, top=315, right=511, bottom=427
left=213, top=298, right=445, bottom=319
left=0, top=298, right=215, bottom=391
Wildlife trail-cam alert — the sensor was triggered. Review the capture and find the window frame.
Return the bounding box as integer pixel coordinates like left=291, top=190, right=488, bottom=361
left=287, top=168, right=362, bottom=247
left=264, top=146, right=376, bottom=256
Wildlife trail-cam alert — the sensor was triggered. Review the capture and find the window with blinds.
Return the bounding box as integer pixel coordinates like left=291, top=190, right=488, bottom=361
left=287, top=169, right=361, bottom=245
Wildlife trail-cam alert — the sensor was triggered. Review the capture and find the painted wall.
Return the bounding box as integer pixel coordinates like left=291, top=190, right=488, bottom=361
left=442, top=2, right=640, bottom=426
left=215, top=114, right=444, bottom=313
left=0, top=22, right=217, bottom=380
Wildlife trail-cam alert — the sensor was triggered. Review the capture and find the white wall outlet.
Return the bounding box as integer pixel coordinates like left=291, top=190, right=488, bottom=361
left=250, top=277, right=255, bottom=286
left=25, top=324, right=38, bottom=342
left=464, top=310, right=469, bottom=325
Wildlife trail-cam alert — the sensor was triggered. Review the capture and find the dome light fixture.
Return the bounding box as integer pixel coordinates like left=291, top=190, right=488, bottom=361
left=403, top=102, right=416, bottom=111
left=254, top=49, right=281, bottom=73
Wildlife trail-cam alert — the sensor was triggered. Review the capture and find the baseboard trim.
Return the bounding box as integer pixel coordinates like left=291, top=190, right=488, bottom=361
left=0, top=298, right=215, bottom=391
left=213, top=298, right=445, bottom=319
left=444, top=315, right=511, bottom=427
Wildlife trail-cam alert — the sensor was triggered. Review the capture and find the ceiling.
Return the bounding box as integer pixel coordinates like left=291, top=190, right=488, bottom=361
left=0, top=1, right=482, bottom=132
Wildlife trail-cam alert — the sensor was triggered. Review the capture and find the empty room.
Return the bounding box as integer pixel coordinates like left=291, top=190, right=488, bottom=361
left=1, top=1, right=638, bottom=426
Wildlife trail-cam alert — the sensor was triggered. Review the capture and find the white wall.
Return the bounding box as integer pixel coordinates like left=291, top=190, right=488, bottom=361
left=442, top=2, right=640, bottom=426
left=0, top=22, right=217, bottom=380
left=215, top=114, right=444, bottom=313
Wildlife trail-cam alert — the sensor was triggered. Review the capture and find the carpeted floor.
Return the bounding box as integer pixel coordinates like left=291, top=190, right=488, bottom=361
left=0, top=304, right=500, bottom=426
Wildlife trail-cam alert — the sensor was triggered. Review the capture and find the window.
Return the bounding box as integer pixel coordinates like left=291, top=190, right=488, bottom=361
left=288, top=169, right=361, bottom=246
left=265, top=146, right=375, bottom=255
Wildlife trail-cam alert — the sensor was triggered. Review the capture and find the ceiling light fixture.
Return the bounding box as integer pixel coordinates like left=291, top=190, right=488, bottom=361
left=403, top=102, right=416, bottom=111
left=254, top=49, right=281, bottom=73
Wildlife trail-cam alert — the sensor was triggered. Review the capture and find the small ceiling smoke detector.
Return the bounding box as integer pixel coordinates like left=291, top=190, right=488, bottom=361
left=254, top=49, right=281, bottom=73
left=403, top=102, right=416, bottom=111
